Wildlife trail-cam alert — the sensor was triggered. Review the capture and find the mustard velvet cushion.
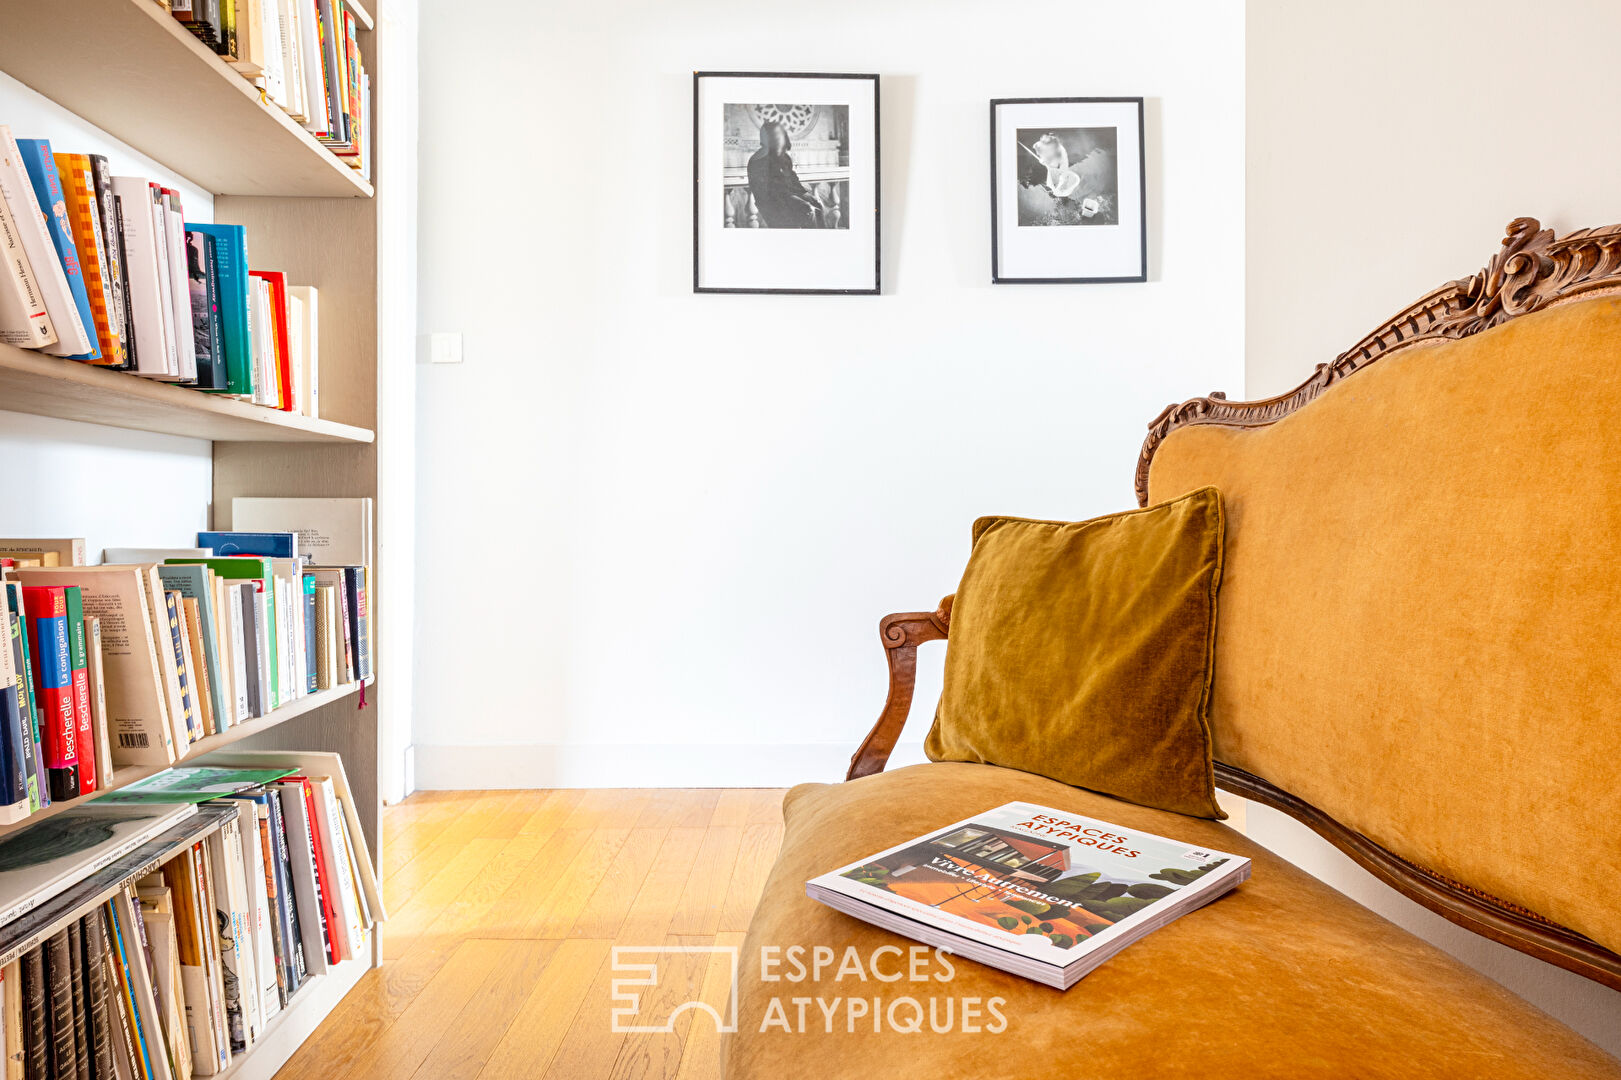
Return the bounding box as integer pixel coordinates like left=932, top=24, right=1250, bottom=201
left=924, top=487, right=1226, bottom=819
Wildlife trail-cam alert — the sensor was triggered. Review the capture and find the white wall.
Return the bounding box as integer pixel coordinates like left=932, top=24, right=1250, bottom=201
left=0, top=70, right=215, bottom=557
left=411, top=0, right=1246, bottom=788
left=1244, top=0, right=1621, bottom=1052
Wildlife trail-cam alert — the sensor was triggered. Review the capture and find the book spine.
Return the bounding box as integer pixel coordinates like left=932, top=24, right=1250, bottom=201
left=191, top=845, right=229, bottom=1069
left=45, top=930, right=76, bottom=1080
left=104, top=901, right=155, bottom=1080
left=21, top=587, right=80, bottom=801
left=15, top=140, right=99, bottom=361
left=346, top=568, right=370, bottom=682
left=4, top=586, right=43, bottom=811
left=250, top=802, right=290, bottom=1007
left=81, top=914, right=114, bottom=1080
left=161, top=594, right=197, bottom=746
left=264, top=787, right=304, bottom=988
left=300, top=782, right=340, bottom=963
left=87, top=155, right=131, bottom=369
left=185, top=230, right=217, bottom=389
left=159, top=190, right=196, bottom=383
left=67, top=921, right=89, bottom=1080
left=0, top=604, right=29, bottom=810
left=20, top=946, right=47, bottom=1080
left=0, top=177, right=56, bottom=348
left=53, top=153, right=122, bottom=366
left=62, top=587, right=95, bottom=795
left=110, top=178, right=166, bottom=376
left=334, top=576, right=353, bottom=683
left=145, top=184, right=179, bottom=378
left=302, top=576, right=317, bottom=693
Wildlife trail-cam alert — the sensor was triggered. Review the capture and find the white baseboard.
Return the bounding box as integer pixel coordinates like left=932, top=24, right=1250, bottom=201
left=411, top=740, right=931, bottom=789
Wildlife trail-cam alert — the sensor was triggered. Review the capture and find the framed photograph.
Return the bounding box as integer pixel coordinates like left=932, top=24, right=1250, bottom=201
left=693, top=72, right=880, bottom=295
left=989, top=97, right=1146, bottom=284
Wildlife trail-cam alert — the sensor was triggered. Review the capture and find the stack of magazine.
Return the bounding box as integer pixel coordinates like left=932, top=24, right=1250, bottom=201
left=807, top=801, right=1251, bottom=989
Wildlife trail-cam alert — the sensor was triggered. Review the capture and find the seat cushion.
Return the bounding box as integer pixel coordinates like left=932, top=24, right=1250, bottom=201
left=722, top=762, right=1621, bottom=1080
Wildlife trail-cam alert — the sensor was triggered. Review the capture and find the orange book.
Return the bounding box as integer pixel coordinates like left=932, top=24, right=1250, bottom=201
left=52, top=153, right=123, bottom=365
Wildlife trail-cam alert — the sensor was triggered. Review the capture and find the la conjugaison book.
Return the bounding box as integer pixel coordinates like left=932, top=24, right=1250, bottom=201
left=806, top=802, right=1251, bottom=989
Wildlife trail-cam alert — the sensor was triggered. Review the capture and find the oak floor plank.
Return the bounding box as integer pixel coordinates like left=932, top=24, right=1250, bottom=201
left=275, top=789, right=787, bottom=1080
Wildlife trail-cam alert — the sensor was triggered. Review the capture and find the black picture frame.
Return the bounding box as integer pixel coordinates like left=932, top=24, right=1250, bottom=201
left=692, top=71, right=881, bottom=295
left=989, top=96, right=1147, bottom=285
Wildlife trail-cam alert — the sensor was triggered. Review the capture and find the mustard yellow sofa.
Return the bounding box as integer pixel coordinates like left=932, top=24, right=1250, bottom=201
left=722, top=219, right=1621, bottom=1078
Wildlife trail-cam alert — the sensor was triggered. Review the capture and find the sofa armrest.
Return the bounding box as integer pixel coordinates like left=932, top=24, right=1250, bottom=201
left=846, top=595, right=954, bottom=781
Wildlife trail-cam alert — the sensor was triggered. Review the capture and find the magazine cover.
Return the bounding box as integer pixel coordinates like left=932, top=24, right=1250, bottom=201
left=93, top=765, right=296, bottom=804
left=808, top=802, right=1248, bottom=974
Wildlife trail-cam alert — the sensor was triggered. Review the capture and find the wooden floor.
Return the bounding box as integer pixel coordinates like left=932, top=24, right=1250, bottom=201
left=274, top=788, right=785, bottom=1080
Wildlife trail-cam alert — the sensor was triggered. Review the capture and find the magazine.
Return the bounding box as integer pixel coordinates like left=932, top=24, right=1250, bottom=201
left=806, top=801, right=1251, bottom=989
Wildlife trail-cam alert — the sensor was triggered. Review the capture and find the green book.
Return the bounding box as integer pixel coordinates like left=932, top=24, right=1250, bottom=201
left=166, top=558, right=277, bottom=711
left=94, top=766, right=295, bottom=805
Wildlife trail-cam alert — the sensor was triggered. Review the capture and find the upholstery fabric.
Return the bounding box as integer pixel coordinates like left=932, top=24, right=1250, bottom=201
left=924, top=488, right=1226, bottom=818
left=1147, top=295, right=1621, bottom=956
left=720, top=763, right=1621, bottom=1079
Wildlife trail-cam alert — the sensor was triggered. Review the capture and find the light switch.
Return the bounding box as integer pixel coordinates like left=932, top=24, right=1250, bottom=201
left=427, top=332, right=463, bottom=364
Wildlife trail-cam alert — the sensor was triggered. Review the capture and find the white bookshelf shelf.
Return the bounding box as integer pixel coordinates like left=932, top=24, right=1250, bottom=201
left=0, top=0, right=372, bottom=198
left=0, top=678, right=373, bottom=839
left=0, top=343, right=375, bottom=443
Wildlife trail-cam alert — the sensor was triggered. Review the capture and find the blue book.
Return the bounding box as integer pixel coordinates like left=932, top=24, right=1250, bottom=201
left=15, top=139, right=100, bottom=361
left=183, top=222, right=252, bottom=394
left=4, top=585, right=44, bottom=811
left=197, top=531, right=298, bottom=560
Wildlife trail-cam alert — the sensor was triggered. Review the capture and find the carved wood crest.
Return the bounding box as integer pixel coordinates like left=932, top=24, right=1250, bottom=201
left=1136, top=218, right=1621, bottom=505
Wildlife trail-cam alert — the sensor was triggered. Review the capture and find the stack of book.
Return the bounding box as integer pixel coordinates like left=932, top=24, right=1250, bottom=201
left=0, top=754, right=383, bottom=1078
left=0, top=497, right=372, bottom=824
left=172, top=0, right=371, bottom=179
left=0, top=126, right=322, bottom=416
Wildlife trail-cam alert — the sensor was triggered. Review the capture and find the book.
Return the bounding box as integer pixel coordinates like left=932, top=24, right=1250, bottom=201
left=193, top=532, right=297, bottom=560
left=86, top=155, right=132, bottom=372
left=270, top=782, right=327, bottom=975
left=67, top=921, right=89, bottom=1080
left=177, top=224, right=251, bottom=395
left=20, top=585, right=80, bottom=802
left=44, top=929, right=75, bottom=1080
left=309, top=777, right=364, bottom=960
left=0, top=172, right=56, bottom=348
left=85, top=617, right=115, bottom=797
left=203, top=804, right=255, bottom=1053
left=259, top=786, right=304, bottom=991
left=230, top=498, right=371, bottom=570
left=164, top=559, right=275, bottom=715
left=302, top=575, right=317, bottom=693
left=6, top=567, right=175, bottom=768
left=15, top=139, right=100, bottom=361
left=806, top=802, right=1251, bottom=989
left=53, top=152, right=124, bottom=365
left=0, top=128, right=92, bottom=357
left=155, top=564, right=228, bottom=734
left=0, top=803, right=198, bottom=925
left=160, top=592, right=197, bottom=749
left=158, top=189, right=196, bottom=383
left=111, top=177, right=176, bottom=379
left=219, top=795, right=280, bottom=1025
left=312, top=585, right=336, bottom=691
left=81, top=912, right=115, bottom=1080
left=3, top=584, right=45, bottom=812
left=97, top=766, right=295, bottom=805
left=185, top=229, right=226, bottom=389
left=182, top=597, right=216, bottom=736
left=18, top=949, right=45, bottom=1080
left=0, top=601, right=31, bottom=818
left=287, top=285, right=318, bottom=417
left=0, top=539, right=87, bottom=567
left=62, top=586, right=96, bottom=796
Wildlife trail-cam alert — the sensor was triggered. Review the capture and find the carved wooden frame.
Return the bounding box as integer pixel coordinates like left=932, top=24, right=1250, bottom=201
left=848, top=219, right=1621, bottom=991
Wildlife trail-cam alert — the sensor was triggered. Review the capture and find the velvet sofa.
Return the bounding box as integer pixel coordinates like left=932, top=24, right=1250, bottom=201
left=721, top=218, right=1621, bottom=1078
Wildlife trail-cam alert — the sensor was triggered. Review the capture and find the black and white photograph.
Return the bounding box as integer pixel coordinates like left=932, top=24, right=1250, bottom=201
left=726, top=103, right=850, bottom=229
left=1015, top=126, right=1119, bottom=227
left=991, top=98, right=1146, bottom=283
left=694, top=73, right=879, bottom=293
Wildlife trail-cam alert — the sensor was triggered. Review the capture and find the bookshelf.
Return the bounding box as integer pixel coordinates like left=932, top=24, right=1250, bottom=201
left=0, top=0, right=403, bottom=1076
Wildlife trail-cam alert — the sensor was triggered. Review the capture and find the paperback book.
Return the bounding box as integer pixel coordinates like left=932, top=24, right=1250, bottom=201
left=806, top=802, right=1250, bottom=989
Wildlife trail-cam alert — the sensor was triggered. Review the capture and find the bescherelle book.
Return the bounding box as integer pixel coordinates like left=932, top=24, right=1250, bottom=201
left=806, top=802, right=1251, bottom=989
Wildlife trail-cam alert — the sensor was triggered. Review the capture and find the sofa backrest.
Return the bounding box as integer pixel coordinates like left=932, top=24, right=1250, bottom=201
left=1142, top=218, right=1621, bottom=988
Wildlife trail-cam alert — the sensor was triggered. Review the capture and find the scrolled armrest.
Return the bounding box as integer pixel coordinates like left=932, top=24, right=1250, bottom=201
left=846, top=595, right=953, bottom=781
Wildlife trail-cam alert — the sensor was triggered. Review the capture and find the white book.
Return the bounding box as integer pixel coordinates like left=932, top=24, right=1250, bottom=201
left=288, top=285, right=318, bottom=417
left=259, top=0, right=287, bottom=108
left=0, top=804, right=198, bottom=925
left=224, top=797, right=282, bottom=1025
left=161, top=191, right=197, bottom=381
left=0, top=177, right=56, bottom=348
left=277, top=0, right=307, bottom=120
left=296, top=0, right=331, bottom=136
left=109, top=178, right=171, bottom=376
left=0, top=126, right=91, bottom=355
left=206, top=810, right=259, bottom=1052
left=231, top=497, right=372, bottom=568
left=228, top=585, right=250, bottom=723
left=807, top=801, right=1253, bottom=990
left=145, top=184, right=181, bottom=378
left=248, top=278, right=277, bottom=406
left=103, top=547, right=215, bottom=564
left=310, top=777, right=365, bottom=960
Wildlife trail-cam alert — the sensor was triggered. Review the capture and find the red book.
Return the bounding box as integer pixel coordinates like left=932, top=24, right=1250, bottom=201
left=20, top=586, right=80, bottom=801
left=62, top=587, right=94, bottom=794
left=287, top=775, right=342, bottom=962
left=248, top=270, right=294, bottom=411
